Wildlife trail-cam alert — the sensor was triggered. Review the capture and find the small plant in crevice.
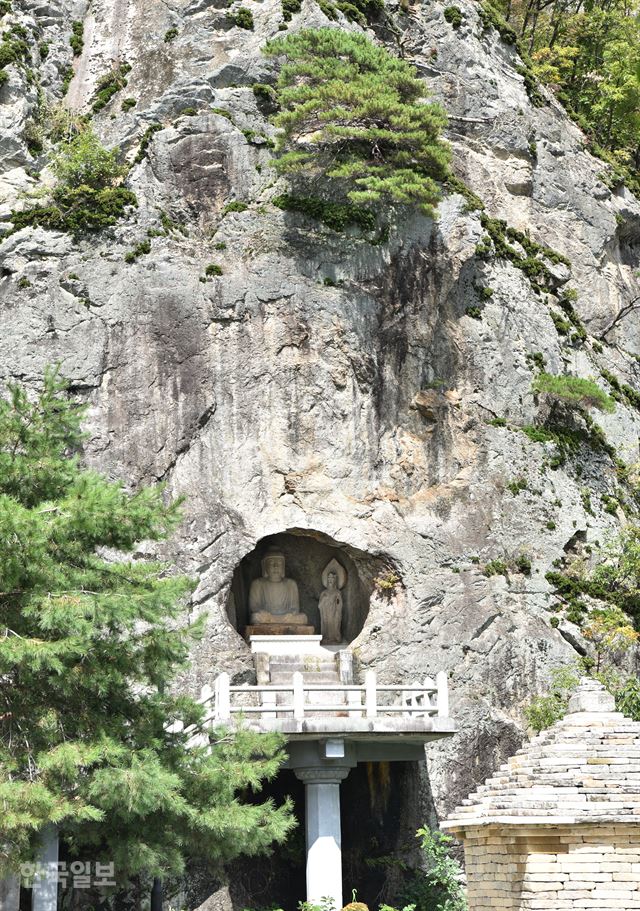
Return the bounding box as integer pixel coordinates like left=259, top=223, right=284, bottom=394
left=122, top=97, right=137, bottom=111
left=91, top=61, right=132, bottom=113
left=601, top=493, right=620, bottom=516
left=465, top=305, right=482, bottom=320
left=526, top=351, right=546, bottom=372
left=69, top=20, right=84, bottom=56
left=373, top=570, right=401, bottom=592
left=483, top=559, right=509, bottom=578
left=124, top=239, right=151, bottom=264
left=230, top=6, right=254, bottom=28
left=600, top=368, right=640, bottom=412
left=222, top=200, right=248, bottom=215
left=507, top=476, right=528, bottom=495
left=444, top=5, right=463, bottom=28
left=312, top=0, right=383, bottom=26
left=242, top=127, right=275, bottom=148
left=252, top=82, right=279, bottom=114
left=483, top=554, right=532, bottom=578
left=0, top=26, right=30, bottom=88
left=549, top=310, right=571, bottom=336
left=445, top=174, right=484, bottom=212
left=60, top=65, right=74, bottom=96
left=556, top=288, right=586, bottom=343
left=164, top=27, right=179, bottom=42
left=476, top=285, right=494, bottom=300
left=281, top=0, right=301, bottom=20
left=476, top=214, right=570, bottom=296
left=158, top=209, right=187, bottom=236
left=134, top=122, right=163, bottom=164
left=16, top=277, right=31, bottom=289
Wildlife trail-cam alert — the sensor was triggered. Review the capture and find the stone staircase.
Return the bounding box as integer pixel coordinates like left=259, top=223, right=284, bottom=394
left=254, top=648, right=354, bottom=715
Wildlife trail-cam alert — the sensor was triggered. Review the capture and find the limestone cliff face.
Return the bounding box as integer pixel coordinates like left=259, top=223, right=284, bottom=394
left=3, top=0, right=640, bottom=871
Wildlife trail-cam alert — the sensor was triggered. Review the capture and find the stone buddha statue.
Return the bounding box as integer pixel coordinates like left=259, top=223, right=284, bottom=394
left=249, top=548, right=309, bottom=626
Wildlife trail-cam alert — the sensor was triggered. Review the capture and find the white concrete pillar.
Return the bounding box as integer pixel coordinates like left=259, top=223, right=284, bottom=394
left=0, top=874, right=20, bottom=911
left=295, top=768, right=351, bottom=911
left=32, top=825, right=59, bottom=911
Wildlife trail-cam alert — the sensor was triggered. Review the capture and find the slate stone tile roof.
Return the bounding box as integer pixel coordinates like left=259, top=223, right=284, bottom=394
left=442, top=678, right=640, bottom=829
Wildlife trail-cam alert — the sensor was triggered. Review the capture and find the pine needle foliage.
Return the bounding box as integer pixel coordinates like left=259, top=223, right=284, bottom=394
left=0, top=370, right=294, bottom=883
left=532, top=372, right=616, bottom=413
left=264, top=29, right=451, bottom=217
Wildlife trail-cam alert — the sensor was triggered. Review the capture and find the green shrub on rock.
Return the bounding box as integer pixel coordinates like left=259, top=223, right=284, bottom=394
left=69, top=20, right=84, bottom=56
left=532, top=373, right=616, bottom=414
left=91, top=61, right=132, bottom=113
left=50, top=128, right=123, bottom=188
left=231, top=6, right=254, bottom=28
left=10, top=127, right=136, bottom=235
left=444, top=6, right=463, bottom=28
left=264, top=29, right=451, bottom=217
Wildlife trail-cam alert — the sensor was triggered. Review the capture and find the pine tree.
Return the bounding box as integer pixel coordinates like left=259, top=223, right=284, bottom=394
left=264, top=28, right=451, bottom=216
left=0, top=370, right=294, bottom=888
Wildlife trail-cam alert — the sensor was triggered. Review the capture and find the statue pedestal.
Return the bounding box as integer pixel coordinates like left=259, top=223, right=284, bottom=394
left=249, top=634, right=324, bottom=656
left=245, top=624, right=315, bottom=639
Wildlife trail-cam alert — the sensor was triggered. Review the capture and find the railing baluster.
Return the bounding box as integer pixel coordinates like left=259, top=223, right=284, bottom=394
left=217, top=672, right=231, bottom=722
left=200, top=684, right=213, bottom=731
left=423, top=676, right=435, bottom=716
left=436, top=671, right=449, bottom=717
left=365, top=670, right=377, bottom=718
left=293, top=672, right=305, bottom=721
left=347, top=688, right=363, bottom=719
left=261, top=685, right=277, bottom=721
left=402, top=682, right=413, bottom=718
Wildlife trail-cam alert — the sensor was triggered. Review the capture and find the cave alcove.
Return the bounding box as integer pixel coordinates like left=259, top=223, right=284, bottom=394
left=227, top=530, right=386, bottom=643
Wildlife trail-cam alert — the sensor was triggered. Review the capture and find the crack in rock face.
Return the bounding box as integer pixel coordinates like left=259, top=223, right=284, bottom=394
left=2, top=0, right=640, bottom=902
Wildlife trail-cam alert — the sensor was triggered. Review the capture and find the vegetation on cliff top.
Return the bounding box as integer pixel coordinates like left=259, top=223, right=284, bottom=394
left=491, top=0, right=640, bottom=195
left=264, top=28, right=451, bottom=219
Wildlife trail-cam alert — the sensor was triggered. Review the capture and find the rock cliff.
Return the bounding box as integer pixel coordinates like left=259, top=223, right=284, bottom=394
left=2, top=0, right=640, bottom=901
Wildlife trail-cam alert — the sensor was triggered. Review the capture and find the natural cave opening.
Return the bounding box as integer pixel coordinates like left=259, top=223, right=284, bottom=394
left=226, top=529, right=386, bottom=644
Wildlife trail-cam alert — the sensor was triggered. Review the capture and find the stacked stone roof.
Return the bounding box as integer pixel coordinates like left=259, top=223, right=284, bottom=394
left=442, top=677, right=640, bottom=830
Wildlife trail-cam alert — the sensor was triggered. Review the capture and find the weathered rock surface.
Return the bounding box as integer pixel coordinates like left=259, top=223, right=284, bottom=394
left=2, top=0, right=640, bottom=900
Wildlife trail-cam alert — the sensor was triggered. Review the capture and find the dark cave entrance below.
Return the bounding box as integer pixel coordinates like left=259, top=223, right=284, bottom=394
left=226, top=529, right=387, bottom=644
left=227, top=762, right=425, bottom=911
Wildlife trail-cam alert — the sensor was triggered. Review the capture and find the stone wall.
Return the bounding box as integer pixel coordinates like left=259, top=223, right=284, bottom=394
left=462, top=824, right=640, bottom=910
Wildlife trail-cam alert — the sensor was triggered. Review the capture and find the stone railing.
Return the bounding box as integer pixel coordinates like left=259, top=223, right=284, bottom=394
left=198, top=670, right=449, bottom=724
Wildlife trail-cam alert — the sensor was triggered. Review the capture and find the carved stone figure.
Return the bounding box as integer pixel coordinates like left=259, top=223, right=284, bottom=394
left=249, top=548, right=308, bottom=625
left=319, top=559, right=346, bottom=644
